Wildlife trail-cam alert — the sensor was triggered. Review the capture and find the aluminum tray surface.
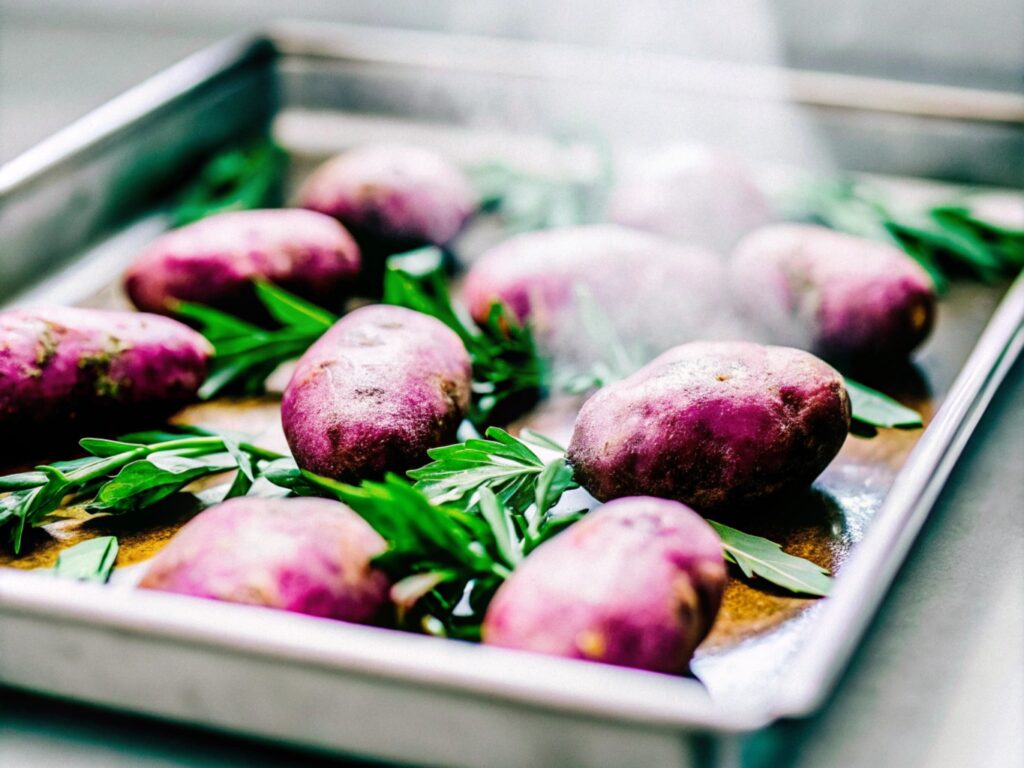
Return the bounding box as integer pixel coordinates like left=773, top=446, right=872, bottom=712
left=1, top=25, right=1023, bottom=768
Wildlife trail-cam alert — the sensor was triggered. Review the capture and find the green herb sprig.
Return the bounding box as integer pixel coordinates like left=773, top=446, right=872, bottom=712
left=472, top=162, right=595, bottom=233
left=175, top=281, right=336, bottom=399
left=709, top=521, right=831, bottom=596
left=172, top=139, right=287, bottom=227
left=261, top=461, right=523, bottom=638
left=0, top=427, right=281, bottom=553
left=408, top=427, right=580, bottom=554
left=51, top=536, right=119, bottom=583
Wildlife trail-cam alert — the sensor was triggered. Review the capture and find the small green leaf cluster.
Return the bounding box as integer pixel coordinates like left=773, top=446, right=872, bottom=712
left=172, top=139, right=287, bottom=227
left=0, top=427, right=281, bottom=554
left=176, top=282, right=336, bottom=399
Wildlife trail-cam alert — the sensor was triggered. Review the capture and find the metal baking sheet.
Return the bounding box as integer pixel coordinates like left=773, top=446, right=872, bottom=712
left=1, top=23, right=1023, bottom=768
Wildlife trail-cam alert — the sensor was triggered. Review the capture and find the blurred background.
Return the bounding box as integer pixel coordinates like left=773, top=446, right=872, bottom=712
left=2, top=0, right=1022, bottom=163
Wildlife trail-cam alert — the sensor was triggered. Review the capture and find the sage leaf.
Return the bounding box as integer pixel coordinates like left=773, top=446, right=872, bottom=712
left=52, top=536, right=119, bottom=583
left=709, top=520, right=832, bottom=597
left=845, top=377, right=923, bottom=429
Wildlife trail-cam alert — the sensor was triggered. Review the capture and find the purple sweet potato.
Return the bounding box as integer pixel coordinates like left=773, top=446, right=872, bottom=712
left=124, top=209, right=361, bottom=316
left=139, top=497, right=390, bottom=623
left=567, top=341, right=850, bottom=511
left=483, top=497, right=726, bottom=673
left=282, top=304, right=472, bottom=481
left=298, top=144, right=475, bottom=249
left=729, top=224, right=936, bottom=363
left=0, top=307, right=211, bottom=433
left=608, top=146, right=772, bottom=252
left=462, top=224, right=731, bottom=365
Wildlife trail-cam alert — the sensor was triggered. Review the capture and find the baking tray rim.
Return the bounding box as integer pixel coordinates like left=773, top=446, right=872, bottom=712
left=1, top=22, right=1023, bottom=734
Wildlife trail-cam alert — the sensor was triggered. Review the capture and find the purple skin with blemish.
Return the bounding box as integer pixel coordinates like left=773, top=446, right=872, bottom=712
left=139, top=497, right=391, bottom=623
left=124, top=209, right=361, bottom=316
left=0, top=306, right=211, bottom=432
left=462, top=224, right=731, bottom=365
left=567, top=341, right=851, bottom=511
left=281, top=304, right=472, bottom=482
left=729, top=224, right=936, bottom=364
left=483, top=497, right=726, bottom=674
left=298, top=144, right=475, bottom=248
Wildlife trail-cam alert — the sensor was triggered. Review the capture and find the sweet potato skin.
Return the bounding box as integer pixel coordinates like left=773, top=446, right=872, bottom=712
left=139, top=497, right=390, bottom=623
left=0, top=307, right=211, bottom=432
left=124, top=209, right=361, bottom=316
left=298, top=144, right=475, bottom=248
left=567, top=341, right=851, bottom=511
left=462, top=224, right=731, bottom=364
left=729, top=224, right=936, bottom=363
left=608, top=146, right=771, bottom=252
left=281, top=304, right=472, bottom=481
left=482, top=497, right=726, bottom=673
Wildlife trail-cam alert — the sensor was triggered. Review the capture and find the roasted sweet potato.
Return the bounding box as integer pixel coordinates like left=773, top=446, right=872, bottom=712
left=729, top=224, right=936, bottom=363
left=608, top=146, right=771, bottom=252
left=462, top=224, right=731, bottom=366
left=483, top=496, right=726, bottom=673
left=124, top=209, right=361, bottom=317
left=281, top=304, right=472, bottom=481
left=567, top=341, right=850, bottom=510
left=0, top=307, right=211, bottom=434
left=139, top=497, right=391, bottom=623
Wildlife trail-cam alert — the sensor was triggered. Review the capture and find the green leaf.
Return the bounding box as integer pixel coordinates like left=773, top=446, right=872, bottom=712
left=0, top=472, right=49, bottom=492
left=518, top=429, right=568, bottom=454
left=252, top=281, right=337, bottom=332
left=88, top=453, right=237, bottom=513
left=534, top=459, right=577, bottom=519
left=80, top=438, right=146, bottom=457
left=529, top=509, right=587, bottom=552
left=178, top=281, right=336, bottom=400
left=222, top=438, right=256, bottom=499
left=410, top=430, right=543, bottom=508
left=52, top=536, right=119, bottom=583
left=172, top=139, right=286, bottom=227
left=1, top=427, right=283, bottom=555
left=708, top=520, right=832, bottom=597
left=478, top=488, right=522, bottom=568
left=845, top=377, right=923, bottom=429
left=467, top=149, right=607, bottom=234
left=172, top=301, right=265, bottom=341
